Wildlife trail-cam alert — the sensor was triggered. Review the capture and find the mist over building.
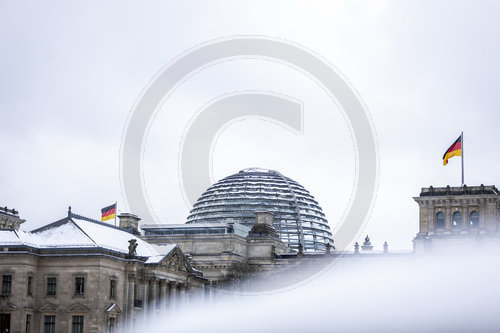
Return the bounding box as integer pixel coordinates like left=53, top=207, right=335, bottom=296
left=1, top=168, right=500, bottom=332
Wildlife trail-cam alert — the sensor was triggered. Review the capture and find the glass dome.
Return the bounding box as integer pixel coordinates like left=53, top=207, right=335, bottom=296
left=186, top=168, right=334, bottom=252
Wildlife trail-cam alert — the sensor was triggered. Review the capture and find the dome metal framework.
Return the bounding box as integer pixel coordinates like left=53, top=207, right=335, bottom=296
left=186, top=168, right=334, bottom=252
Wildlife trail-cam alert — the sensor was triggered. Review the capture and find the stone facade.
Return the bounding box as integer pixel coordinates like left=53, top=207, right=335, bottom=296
left=142, top=211, right=291, bottom=282
left=3, top=182, right=500, bottom=331
left=0, top=208, right=207, bottom=333
left=413, top=185, right=500, bottom=253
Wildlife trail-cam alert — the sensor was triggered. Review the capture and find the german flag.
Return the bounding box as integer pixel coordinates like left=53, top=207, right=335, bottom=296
left=443, top=135, right=462, bottom=166
left=101, top=203, right=116, bottom=222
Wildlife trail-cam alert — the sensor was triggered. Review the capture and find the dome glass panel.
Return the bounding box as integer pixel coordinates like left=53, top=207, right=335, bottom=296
left=186, top=168, right=334, bottom=252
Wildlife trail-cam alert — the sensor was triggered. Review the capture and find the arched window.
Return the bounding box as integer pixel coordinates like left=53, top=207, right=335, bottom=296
left=452, top=211, right=462, bottom=228
left=469, top=211, right=479, bottom=227
left=436, top=212, right=445, bottom=229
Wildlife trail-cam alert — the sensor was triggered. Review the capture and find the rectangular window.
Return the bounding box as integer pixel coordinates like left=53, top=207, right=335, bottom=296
left=72, top=315, right=84, bottom=333
left=108, top=317, right=115, bottom=333
left=25, top=314, right=31, bottom=333
left=75, top=277, right=85, bottom=295
left=2, top=275, right=12, bottom=294
left=110, top=279, right=116, bottom=298
left=47, top=277, right=57, bottom=295
left=43, top=315, right=55, bottom=333
left=27, top=276, right=32, bottom=295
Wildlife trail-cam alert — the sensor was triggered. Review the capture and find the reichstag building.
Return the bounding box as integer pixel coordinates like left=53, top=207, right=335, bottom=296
left=1, top=168, right=500, bottom=332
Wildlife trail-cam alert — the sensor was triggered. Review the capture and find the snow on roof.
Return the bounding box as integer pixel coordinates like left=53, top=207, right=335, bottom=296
left=146, top=244, right=177, bottom=264
left=70, top=216, right=158, bottom=257
left=0, top=230, right=23, bottom=246
left=0, top=215, right=172, bottom=260
left=0, top=229, right=40, bottom=248
left=16, top=230, right=42, bottom=247
left=32, top=221, right=95, bottom=248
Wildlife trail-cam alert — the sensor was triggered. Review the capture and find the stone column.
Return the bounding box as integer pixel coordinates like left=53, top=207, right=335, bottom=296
left=150, top=278, right=158, bottom=311
left=127, top=274, right=135, bottom=327
left=462, top=201, right=468, bottom=231
left=496, top=201, right=500, bottom=232
left=186, top=284, right=195, bottom=305
left=427, top=202, right=434, bottom=231
left=445, top=204, right=452, bottom=230
left=170, top=282, right=178, bottom=310
left=123, top=274, right=133, bottom=333
left=123, top=279, right=129, bottom=316
left=141, top=279, right=149, bottom=320
left=159, top=279, right=167, bottom=312
left=479, top=199, right=486, bottom=229
left=179, top=283, right=186, bottom=309
left=487, top=200, right=496, bottom=232
left=208, top=282, right=215, bottom=304
left=165, top=280, right=171, bottom=311
left=418, top=202, right=426, bottom=233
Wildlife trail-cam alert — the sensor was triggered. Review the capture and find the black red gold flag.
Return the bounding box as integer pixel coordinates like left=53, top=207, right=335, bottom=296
left=101, top=203, right=116, bottom=222
left=443, top=135, right=462, bottom=166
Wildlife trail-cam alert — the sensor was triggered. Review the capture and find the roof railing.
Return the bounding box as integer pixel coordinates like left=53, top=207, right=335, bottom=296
left=0, top=206, right=18, bottom=216
left=67, top=206, right=104, bottom=224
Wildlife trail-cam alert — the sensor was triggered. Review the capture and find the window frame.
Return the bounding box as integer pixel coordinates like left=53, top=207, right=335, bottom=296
left=108, top=317, right=116, bottom=333
left=46, top=277, right=57, bottom=296
left=74, top=277, right=85, bottom=295
left=25, top=314, right=31, bottom=333
left=1, top=274, right=12, bottom=294
left=27, top=275, right=33, bottom=296
left=43, top=315, right=55, bottom=333
left=452, top=211, right=462, bottom=228
left=110, top=279, right=117, bottom=299
left=72, top=315, right=84, bottom=333
left=435, top=211, right=445, bottom=229
left=469, top=210, right=479, bottom=227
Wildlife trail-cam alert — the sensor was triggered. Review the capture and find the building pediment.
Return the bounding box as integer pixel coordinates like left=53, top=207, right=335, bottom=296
left=0, top=298, right=17, bottom=311
left=38, top=302, right=60, bottom=312
left=149, top=246, right=195, bottom=273
left=67, top=302, right=89, bottom=313
left=162, top=247, right=190, bottom=272
left=105, top=303, right=122, bottom=314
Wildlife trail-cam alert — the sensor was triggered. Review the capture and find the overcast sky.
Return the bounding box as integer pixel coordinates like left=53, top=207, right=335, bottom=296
left=1, top=1, right=499, bottom=250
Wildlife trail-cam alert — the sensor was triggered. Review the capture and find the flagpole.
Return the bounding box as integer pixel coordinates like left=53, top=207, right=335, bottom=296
left=461, top=131, right=464, bottom=186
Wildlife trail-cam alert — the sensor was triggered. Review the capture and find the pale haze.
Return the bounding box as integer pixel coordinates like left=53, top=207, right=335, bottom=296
left=1, top=1, right=500, bottom=250
left=140, top=254, right=500, bottom=332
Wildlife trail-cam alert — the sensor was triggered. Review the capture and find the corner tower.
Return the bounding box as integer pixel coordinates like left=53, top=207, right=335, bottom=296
left=413, top=184, right=500, bottom=252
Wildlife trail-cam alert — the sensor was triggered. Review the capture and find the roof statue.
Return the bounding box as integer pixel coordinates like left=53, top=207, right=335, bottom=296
left=128, top=239, right=138, bottom=256
left=361, top=235, right=373, bottom=251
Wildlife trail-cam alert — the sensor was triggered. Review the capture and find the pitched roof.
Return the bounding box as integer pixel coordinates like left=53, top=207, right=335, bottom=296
left=0, top=214, right=161, bottom=258
left=0, top=229, right=39, bottom=247
left=69, top=216, right=158, bottom=257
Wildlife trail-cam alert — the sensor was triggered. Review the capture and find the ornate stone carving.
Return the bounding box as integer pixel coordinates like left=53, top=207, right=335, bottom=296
left=165, top=249, right=186, bottom=272
left=0, top=210, right=25, bottom=230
